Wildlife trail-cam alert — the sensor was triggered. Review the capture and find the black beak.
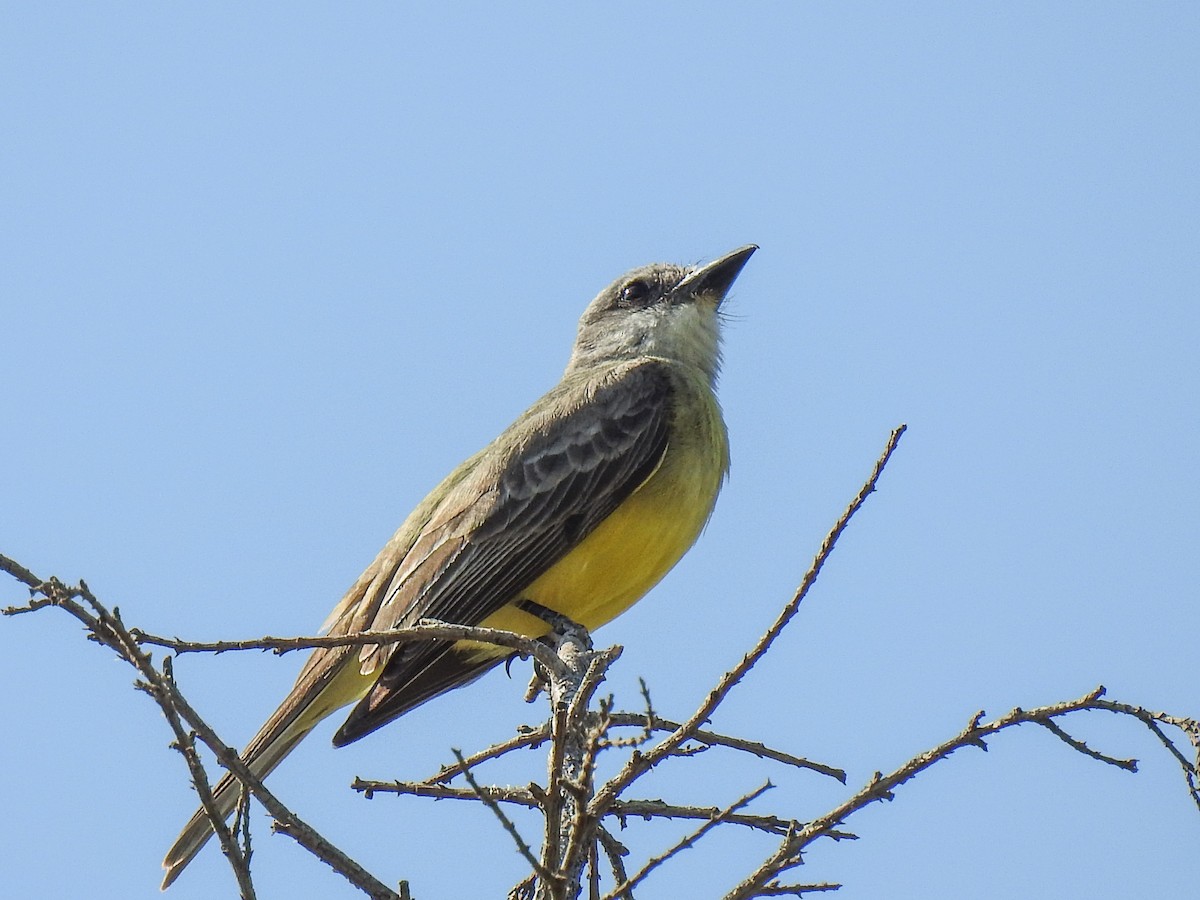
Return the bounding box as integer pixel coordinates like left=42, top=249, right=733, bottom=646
left=680, top=244, right=758, bottom=302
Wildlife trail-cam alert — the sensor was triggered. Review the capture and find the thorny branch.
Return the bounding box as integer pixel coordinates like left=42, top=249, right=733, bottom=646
left=1, top=559, right=398, bottom=900
left=723, top=686, right=1200, bottom=899
left=356, top=775, right=852, bottom=841
left=129, top=619, right=567, bottom=676
left=600, top=782, right=774, bottom=900
left=415, top=715, right=843, bottom=787
left=587, top=425, right=909, bottom=826
left=1, top=565, right=259, bottom=899
left=4, top=424, right=1199, bottom=899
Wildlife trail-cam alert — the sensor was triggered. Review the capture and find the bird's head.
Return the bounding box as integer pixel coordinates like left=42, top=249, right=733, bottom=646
left=567, top=245, right=757, bottom=385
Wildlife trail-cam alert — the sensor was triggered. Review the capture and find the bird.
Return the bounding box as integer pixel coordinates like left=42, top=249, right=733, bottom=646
left=161, top=244, right=756, bottom=888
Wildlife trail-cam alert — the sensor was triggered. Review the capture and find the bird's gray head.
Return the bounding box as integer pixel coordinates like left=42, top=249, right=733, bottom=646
left=566, top=245, right=756, bottom=385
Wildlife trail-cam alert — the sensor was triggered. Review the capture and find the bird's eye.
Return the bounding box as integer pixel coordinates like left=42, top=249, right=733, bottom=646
left=620, top=278, right=653, bottom=308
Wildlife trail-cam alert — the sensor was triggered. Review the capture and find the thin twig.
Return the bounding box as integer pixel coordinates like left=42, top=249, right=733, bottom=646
left=159, top=655, right=256, bottom=897
left=2, top=564, right=396, bottom=900
left=452, top=748, right=557, bottom=888
left=1038, top=718, right=1137, bottom=771
left=595, top=827, right=632, bottom=900
left=1088, top=701, right=1200, bottom=811
left=354, top=779, right=809, bottom=835
left=604, top=713, right=844, bottom=781
left=722, top=685, right=1187, bottom=899
left=419, top=711, right=843, bottom=787
left=354, top=779, right=535, bottom=804
left=591, top=425, right=907, bottom=820
left=160, top=645, right=398, bottom=897
left=15, top=575, right=260, bottom=898
left=607, top=800, right=800, bottom=836
left=130, top=620, right=566, bottom=675
left=601, top=782, right=773, bottom=900
left=754, top=882, right=841, bottom=897
left=426, top=725, right=550, bottom=784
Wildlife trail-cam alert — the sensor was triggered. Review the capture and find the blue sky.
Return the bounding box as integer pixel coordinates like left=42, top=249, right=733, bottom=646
left=2, top=4, right=1197, bottom=898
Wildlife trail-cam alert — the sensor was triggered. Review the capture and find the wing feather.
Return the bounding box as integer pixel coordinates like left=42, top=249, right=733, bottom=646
left=333, top=360, right=674, bottom=744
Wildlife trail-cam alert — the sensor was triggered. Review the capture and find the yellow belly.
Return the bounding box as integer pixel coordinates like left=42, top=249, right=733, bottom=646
left=474, top=433, right=725, bottom=648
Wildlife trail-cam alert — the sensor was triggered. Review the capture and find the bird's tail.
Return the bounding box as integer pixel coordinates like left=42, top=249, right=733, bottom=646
left=160, top=650, right=374, bottom=890
left=159, top=720, right=311, bottom=889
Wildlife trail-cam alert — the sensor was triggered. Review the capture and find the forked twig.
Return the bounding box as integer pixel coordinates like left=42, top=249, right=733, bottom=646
left=590, top=425, right=907, bottom=820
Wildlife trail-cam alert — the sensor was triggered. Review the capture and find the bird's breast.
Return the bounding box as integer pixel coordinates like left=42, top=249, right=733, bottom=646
left=479, top=384, right=728, bottom=642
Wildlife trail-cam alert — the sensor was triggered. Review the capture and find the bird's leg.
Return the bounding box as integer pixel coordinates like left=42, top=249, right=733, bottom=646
left=514, top=598, right=593, bottom=651
left=516, top=600, right=607, bottom=898
left=515, top=599, right=593, bottom=706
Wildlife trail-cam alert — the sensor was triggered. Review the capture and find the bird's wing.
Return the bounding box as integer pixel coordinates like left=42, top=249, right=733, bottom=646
left=332, top=360, right=674, bottom=744
left=162, top=361, right=674, bottom=886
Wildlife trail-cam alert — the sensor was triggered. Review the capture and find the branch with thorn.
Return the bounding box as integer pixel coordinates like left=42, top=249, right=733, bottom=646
left=4, top=423, right=1198, bottom=900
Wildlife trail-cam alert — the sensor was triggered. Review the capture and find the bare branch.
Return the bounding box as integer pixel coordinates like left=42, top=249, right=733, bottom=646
left=354, top=778, right=810, bottom=837
left=601, top=782, right=773, bottom=900
left=153, top=634, right=399, bottom=898
left=536, top=622, right=617, bottom=899
left=604, top=713, right=844, bottom=782
left=1037, top=718, right=1137, bottom=771
left=595, top=827, right=631, bottom=899
left=130, top=620, right=565, bottom=676
left=412, top=711, right=841, bottom=793
left=753, top=883, right=841, bottom=897
left=452, top=748, right=554, bottom=884
left=426, top=725, right=551, bottom=784
left=354, top=778, right=537, bottom=805
left=724, top=686, right=1199, bottom=898
left=8, top=417, right=1198, bottom=900
left=2, top=563, right=397, bottom=900
left=591, top=425, right=907, bottom=819
left=7, top=573, right=260, bottom=897
left=158, top=653, right=256, bottom=897
left=606, top=799, right=797, bottom=836
left=1087, top=699, right=1200, bottom=811
left=0, top=552, right=42, bottom=593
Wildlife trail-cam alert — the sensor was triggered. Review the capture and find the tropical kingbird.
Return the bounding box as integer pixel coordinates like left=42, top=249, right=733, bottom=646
left=161, top=244, right=756, bottom=888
